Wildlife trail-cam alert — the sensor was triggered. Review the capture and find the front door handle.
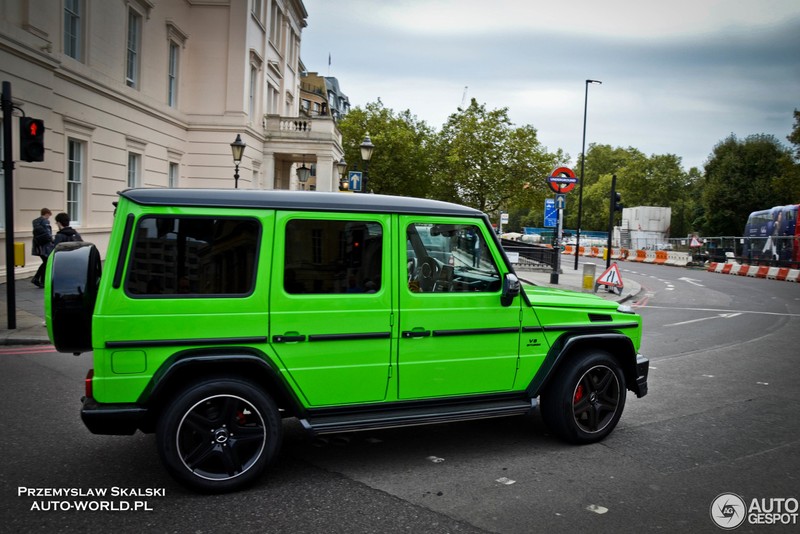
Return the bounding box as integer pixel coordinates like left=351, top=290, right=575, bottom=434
left=272, top=334, right=306, bottom=343
left=402, top=329, right=431, bottom=339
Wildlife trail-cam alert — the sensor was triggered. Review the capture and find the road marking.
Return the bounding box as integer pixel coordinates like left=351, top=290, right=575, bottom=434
left=0, top=345, right=57, bottom=355
left=678, top=277, right=704, bottom=287
left=639, top=306, right=800, bottom=318
left=664, top=313, right=742, bottom=327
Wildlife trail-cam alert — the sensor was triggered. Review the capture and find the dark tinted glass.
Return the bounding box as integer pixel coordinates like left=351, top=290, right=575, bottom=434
left=126, top=217, right=259, bottom=296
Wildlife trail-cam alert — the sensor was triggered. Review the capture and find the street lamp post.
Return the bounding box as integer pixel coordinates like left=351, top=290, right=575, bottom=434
left=337, top=157, right=349, bottom=191
left=230, top=134, right=246, bottom=189
left=359, top=133, right=374, bottom=193
left=574, top=79, right=602, bottom=270
left=296, top=155, right=311, bottom=190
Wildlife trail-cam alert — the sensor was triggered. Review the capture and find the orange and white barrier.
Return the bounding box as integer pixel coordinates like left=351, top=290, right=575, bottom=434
left=708, top=262, right=800, bottom=282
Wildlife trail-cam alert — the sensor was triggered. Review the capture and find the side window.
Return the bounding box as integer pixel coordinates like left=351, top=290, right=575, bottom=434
left=284, top=219, right=382, bottom=294
left=126, top=217, right=259, bottom=296
left=407, top=223, right=500, bottom=293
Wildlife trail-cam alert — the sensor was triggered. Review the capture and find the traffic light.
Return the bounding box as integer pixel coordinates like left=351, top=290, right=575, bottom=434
left=613, top=192, right=623, bottom=212
left=19, top=117, right=45, bottom=162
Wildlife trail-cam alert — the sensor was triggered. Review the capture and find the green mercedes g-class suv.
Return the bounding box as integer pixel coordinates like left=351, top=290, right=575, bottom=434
left=46, top=188, right=648, bottom=493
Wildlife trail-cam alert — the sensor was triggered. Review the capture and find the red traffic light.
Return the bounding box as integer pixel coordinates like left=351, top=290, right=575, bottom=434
left=19, top=117, right=45, bottom=162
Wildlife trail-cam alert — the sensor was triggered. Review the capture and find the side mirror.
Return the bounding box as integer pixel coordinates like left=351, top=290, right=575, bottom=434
left=501, top=273, right=520, bottom=307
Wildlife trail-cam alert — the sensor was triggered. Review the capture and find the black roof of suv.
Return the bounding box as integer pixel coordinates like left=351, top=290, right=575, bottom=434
left=120, top=189, right=483, bottom=217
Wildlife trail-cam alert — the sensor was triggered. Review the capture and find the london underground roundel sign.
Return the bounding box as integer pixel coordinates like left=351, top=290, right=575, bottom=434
left=547, top=167, right=577, bottom=194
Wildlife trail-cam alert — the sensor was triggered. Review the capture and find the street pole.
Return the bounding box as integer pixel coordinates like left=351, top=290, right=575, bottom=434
left=574, top=79, right=602, bottom=270
left=550, top=201, right=563, bottom=284
left=2, top=81, right=17, bottom=329
left=606, top=174, right=617, bottom=269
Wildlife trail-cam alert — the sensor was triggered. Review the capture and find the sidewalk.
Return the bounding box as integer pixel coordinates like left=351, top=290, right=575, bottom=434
left=0, top=267, right=640, bottom=346
left=516, top=263, right=641, bottom=305
left=0, top=277, right=51, bottom=345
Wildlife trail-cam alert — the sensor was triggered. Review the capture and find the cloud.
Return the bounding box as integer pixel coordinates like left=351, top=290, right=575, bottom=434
left=301, top=1, right=800, bottom=170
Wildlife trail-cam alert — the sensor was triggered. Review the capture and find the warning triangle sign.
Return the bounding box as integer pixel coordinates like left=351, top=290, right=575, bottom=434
left=596, top=263, right=624, bottom=288
left=690, top=237, right=703, bottom=248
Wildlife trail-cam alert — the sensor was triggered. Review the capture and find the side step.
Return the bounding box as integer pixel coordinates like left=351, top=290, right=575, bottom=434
left=300, top=397, right=537, bottom=435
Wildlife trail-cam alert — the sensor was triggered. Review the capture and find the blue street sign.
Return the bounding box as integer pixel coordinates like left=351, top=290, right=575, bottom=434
left=555, top=194, right=566, bottom=210
left=348, top=171, right=363, bottom=192
left=544, top=198, right=557, bottom=228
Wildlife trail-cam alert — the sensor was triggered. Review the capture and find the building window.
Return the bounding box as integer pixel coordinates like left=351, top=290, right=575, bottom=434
left=126, top=9, right=142, bottom=88
left=64, top=0, right=82, bottom=60
left=168, top=41, right=179, bottom=107
left=267, top=85, right=278, bottom=115
left=67, top=139, right=84, bottom=225
left=269, top=3, right=282, bottom=49
left=252, top=0, right=262, bottom=20
left=249, top=66, right=257, bottom=120
left=169, top=162, right=179, bottom=188
left=128, top=153, right=141, bottom=188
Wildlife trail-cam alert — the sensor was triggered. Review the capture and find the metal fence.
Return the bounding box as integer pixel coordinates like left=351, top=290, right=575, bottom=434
left=630, top=236, right=798, bottom=267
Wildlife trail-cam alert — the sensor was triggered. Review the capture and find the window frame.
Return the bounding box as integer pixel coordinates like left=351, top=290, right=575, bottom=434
left=167, top=41, right=179, bottom=107
left=124, top=215, right=262, bottom=299
left=127, top=152, right=141, bottom=188
left=282, top=217, right=385, bottom=296
left=126, top=7, right=142, bottom=88
left=63, top=0, right=83, bottom=61
left=66, top=138, right=84, bottom=226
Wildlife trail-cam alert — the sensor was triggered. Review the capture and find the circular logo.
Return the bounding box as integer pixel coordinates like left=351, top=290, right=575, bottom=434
left=710, top=493, right=747, bottom=530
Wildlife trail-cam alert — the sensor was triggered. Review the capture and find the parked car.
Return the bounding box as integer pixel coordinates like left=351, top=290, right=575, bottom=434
left=46, top=189, right=648, bottom=493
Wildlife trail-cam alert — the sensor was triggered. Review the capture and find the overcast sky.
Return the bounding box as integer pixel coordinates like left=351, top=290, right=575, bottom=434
left=300, top=0, right=800, bottom=171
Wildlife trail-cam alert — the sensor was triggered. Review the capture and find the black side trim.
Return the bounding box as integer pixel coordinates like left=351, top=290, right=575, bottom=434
left=106, top=336, right=268, bottom=348
left=541, top=322, right=639, bottom=332
left=300, top=394, right=536, bottom=435
left=308, top=332, right=391, bottom=342
left=112, top=213, right=135, bottom=289
left=588, top=313, right=613, bottom=322
left=522, top=326, right=544, bottom=333
left=432, top=327, right=519, bottom=337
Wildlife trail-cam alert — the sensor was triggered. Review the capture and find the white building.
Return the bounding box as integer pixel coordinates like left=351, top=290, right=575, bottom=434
left=617, top=206, right=672, bottom=249
left=1, top=0, right=344, bottom=281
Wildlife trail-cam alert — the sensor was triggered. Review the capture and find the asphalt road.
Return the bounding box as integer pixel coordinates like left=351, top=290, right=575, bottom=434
left=1, top=264, right=798, bottom=533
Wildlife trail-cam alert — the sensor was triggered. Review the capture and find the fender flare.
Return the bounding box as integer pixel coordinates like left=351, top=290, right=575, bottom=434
left=137, top=349, right=305, bottom=431
left=527, top=332, right=641, bottom=398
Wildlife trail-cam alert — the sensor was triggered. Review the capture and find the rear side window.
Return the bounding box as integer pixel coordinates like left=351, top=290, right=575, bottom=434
left=126, top=216, right=259, bottom=296
left=284, top=219, right=382, bottom=294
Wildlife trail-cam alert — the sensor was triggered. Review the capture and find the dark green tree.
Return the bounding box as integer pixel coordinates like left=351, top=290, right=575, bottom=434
left=789, top=109, right=800, bottom=161
left=431, top=99, right=562, bottom=221
left=701, top=134, right=795, bottom=236
left=337, top=100, right=436, bottom=198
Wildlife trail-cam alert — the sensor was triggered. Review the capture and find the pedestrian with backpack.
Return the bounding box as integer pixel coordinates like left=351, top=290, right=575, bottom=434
left=53, top=212, right=83, bottom=247
left=31, top=208, right=54, bottom=288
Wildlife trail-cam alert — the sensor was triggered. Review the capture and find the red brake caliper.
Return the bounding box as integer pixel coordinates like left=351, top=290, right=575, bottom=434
left=574, top=384, right=585, bottom=404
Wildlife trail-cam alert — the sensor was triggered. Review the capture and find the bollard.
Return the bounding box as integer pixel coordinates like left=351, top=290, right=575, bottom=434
left=582, top=263, right=596, bottom=292
left=14, top=242, right=25, bottom=267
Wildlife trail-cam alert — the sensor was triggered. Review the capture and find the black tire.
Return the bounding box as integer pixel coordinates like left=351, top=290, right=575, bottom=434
left=540, top=351, right=627, bottom=444
left=156, top=378, right=282, bottom=493
left=47, top=242, right=102, bottom=354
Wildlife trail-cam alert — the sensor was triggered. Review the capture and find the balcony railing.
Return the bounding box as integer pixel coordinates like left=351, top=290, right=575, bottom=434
left=263, top=114, right=340, bottom=142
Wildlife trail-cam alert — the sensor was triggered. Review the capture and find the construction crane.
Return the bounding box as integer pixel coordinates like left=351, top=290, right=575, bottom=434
left=460, top=86, right=469, bottom=109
